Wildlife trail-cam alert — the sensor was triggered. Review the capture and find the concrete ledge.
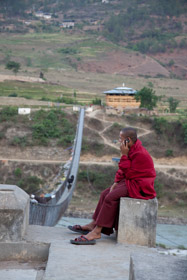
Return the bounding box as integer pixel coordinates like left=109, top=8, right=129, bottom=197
left=118, top=197, right=158, bottom=247
left=129, top=252, right=187, bottom=280
left=0, top=242, right=49, bottom=261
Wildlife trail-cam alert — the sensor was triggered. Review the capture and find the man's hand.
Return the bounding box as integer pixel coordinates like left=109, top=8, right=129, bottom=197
left=110, top=182, right=118, bottom=192
left=120, top=140, right=129, bottom=156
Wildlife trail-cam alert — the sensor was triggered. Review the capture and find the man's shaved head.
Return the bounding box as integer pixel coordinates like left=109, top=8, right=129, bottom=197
left=121, top=127, right=137, bottom=143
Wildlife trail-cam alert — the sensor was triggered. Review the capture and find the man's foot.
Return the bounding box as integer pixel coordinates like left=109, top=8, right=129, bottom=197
left=83, top=228, right=101, bottom=241
left=68, top=225, right=90, bottom=235
left=70, top=235, right=96, bottom=245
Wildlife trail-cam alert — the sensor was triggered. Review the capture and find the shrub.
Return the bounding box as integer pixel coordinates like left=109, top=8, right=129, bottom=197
left=165, top=149, right=173, bottom=157
left=152, top=117, right=168, bottom=134
left=154, top=179, right=164, bottom=199
left=18, top=176, right=43, bottom=194
left=182, top=122, right=187, bottom=144
left=57, top=135, right=74, bottom=147
left=92, top=98, right=101, bottom=105
left=14, top=168, right=22, bottom=177
left=10, top=136, right=28, bottom=147
left=168, top=59, right=175, bottom=66
left=168, top=97, right=180, bottom=113
left=0, top=106, right=17, bottom=121
left=58, top=47, right=78, bottom=55
left=8, top=93, right=18, bottom=97
left=31, top=109, right=75, bottom=146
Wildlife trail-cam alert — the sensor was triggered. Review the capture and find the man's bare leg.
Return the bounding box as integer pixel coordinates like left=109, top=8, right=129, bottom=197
left=81, top=220, right=96, bottom=231
left=83, top=225, right=102, bottom=240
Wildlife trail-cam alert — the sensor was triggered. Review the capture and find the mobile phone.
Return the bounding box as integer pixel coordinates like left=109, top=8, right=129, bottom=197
left=124, top=138, right=130, bottom=144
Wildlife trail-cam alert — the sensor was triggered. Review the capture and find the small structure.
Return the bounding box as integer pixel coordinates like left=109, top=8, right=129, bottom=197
left=18, top=108, right=31, bottom=115
left=103, top=86, right=140, bottom=109
left=61, top=20, right=75, bottom=28
left=0, top=185, right=30, bottom=242
left=117, top=197, right=158, bottom=247
left=35, top=11, right=52, bottom=19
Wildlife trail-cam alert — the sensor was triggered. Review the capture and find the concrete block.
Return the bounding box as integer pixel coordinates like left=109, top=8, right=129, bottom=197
left=129, top=252, right=187, bottom=280
left=0, top=242, right=49, bottom=261
left=0, top=184, right=30, bottom=242
left=117, top=197, right=158, bottom=247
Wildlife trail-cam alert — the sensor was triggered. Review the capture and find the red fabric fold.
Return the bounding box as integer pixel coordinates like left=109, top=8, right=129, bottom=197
left=114, top=139, right=156, bottom=199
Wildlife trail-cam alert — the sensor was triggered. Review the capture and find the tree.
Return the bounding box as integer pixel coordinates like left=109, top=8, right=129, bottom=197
left=6, top=61, right=21, bottom=74
left=135, top=87, right=158, bottom=110
left=168, top=97, right=179, bottom=113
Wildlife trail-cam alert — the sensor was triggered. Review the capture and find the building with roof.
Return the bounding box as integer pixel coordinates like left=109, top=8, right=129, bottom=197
left=103, top=86, right=140, bottom=108
left=61, top=20, right=75, bottom=28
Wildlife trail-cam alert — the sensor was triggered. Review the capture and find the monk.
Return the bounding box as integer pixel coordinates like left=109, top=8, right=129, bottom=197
left=69, top=127, right=156, bottom=245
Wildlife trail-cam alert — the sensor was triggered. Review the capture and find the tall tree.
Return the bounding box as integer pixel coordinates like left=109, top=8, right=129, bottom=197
left=168, top=97, right=179, bottom=113
left=135, top=87, right=158, bottom=110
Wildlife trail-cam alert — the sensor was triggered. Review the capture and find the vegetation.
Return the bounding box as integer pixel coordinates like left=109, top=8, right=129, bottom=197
left=135, top=87, right=158, bottom=110
left=0, top=106, right=18, bottom=121
left=5, top=61, right=21, bottom=74
left=103, top=0, right=186, bottom=54
left=78, top=166, right=116, bottom=193
left=0, top=107, right=76, bottom=148
left=32, top=109, right=75, bottom=146
left=168, top=97, right=180, bottom=113
left=152, top=117, right=187, bottom=147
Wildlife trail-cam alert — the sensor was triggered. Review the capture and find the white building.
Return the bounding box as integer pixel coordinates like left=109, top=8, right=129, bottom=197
left=61, top=20, right=75, bottom=28
left=35, top=11, right=52, bottom=19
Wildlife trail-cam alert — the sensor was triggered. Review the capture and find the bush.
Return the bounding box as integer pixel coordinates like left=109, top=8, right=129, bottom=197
left=0, top=107, right=17, bottom=121
left=78, top=167, right=116, bottom=192
left=57, top=135, right=74, bottom=147
left=10, top=136, right=28, bottom=147
left=14, top=168, right=22, bottom=177
left=92, top=98, right=101, bottom=105
left=31, top=109, right=75, bottom=147
left=18, top=175, right=43, bottom=194
left=58, top=47, right=78, bottom=55
left=8, top=93, right=18, bottom=97
left=154, top=179, right=164, bottom=199
left=168, top=97, right=180, bottom=113
left=152, top=117, right=168, bottom=134
left=165, top=149, right=173, bottom=157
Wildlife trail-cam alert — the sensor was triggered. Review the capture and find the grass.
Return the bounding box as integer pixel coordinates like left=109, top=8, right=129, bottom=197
left=0, top=32, right=187, bottom=109
left=0, top=80, right=100, bottom=105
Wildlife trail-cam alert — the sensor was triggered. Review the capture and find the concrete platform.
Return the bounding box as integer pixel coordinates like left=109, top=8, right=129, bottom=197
left=1, top=225, right=186, bottom=280
left=25, top=225, right=156, bottom=280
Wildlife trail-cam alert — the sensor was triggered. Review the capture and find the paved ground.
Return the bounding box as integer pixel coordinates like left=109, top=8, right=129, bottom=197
left=24, top=225, right=156, bottom=280
left=1, top=224, right=186, bottom=280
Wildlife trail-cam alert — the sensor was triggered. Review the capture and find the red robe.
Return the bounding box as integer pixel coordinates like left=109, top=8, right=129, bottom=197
left=114, top=139, right=156, bottom=199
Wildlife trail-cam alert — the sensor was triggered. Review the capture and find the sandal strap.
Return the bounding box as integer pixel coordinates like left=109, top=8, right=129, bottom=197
left=75, top=235, right=89, bottom=242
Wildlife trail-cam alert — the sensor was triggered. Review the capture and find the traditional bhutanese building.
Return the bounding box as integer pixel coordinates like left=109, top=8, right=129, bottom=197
left=103, top=86, right=140, bottom=108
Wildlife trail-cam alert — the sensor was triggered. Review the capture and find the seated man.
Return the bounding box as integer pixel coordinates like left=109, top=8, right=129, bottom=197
left=69, top=127, right=156, bottom=245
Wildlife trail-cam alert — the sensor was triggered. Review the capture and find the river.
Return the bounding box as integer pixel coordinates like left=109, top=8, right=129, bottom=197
left=56, top=216, right=187, bottom=249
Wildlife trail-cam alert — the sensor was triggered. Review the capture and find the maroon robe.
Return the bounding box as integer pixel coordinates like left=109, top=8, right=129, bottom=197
left=92, top=139, right=156, bottom=235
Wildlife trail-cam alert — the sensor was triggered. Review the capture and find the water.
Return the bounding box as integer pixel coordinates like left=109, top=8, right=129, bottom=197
left=56, top=216, right=187, bottom=249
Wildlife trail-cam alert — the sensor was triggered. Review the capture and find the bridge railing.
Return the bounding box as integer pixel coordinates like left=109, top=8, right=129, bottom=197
left=29, top=108, right=85, bottom=226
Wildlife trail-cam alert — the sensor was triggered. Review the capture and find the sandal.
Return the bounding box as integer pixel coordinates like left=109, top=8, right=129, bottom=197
left=68, top=225, right=90, bottom=235
left=70, top=235, right=96, bottom=245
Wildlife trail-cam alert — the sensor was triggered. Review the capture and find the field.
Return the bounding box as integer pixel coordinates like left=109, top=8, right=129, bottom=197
left=0, top=32, right=187, bottom=108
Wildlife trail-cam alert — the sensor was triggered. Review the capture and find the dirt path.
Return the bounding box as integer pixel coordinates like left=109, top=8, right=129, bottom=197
left=86, top=109, right=154, bottom=148
left=0, top=74, right=45, bottom=83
